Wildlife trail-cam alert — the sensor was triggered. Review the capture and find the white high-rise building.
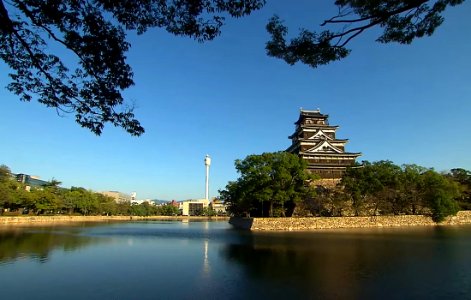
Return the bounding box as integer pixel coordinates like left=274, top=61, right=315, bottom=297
left=204, top=154, right=211, bottom=200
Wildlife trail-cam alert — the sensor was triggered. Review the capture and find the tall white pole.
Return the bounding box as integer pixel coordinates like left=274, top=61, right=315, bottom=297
left=204, top=155, right=211, bottom=201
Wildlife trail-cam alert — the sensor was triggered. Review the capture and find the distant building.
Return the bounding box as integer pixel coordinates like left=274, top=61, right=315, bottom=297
left=132, top=199, right=155, bottom=205
left=210, top=199, right=227, bottom=215
left=15, top=174, right=50, bottom=191
left=169, top=200, right=179, bottom=208
left=287, top=109, right=361, bottom=185
left=100, top=191, right=132, bottom=204
left=181, top=199, right=209, bottom=216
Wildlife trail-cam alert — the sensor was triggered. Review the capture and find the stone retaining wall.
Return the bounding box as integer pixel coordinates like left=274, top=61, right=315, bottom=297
left=230, top=211, right=471, bottom=231
left=0, top=215, right=131, bottom=225
left=0, top=215, right=228, bottom=226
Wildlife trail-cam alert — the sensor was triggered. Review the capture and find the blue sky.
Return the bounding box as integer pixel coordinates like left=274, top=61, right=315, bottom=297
left=1, top=2, right=470, bottom=200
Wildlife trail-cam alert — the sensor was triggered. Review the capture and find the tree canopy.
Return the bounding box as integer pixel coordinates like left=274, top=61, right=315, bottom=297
left=266, top=0, right=464, bottom=68
left=247, top=159, right=465, bottom=222
left=1, top=1, right=464, bottom=135
left=0, top=163, right=181, bottom=216
left=0, top=0, right=265, bottom=135
left=332, top=161, right=462, bottom=221
left=219, top=152, right=315, bottom=217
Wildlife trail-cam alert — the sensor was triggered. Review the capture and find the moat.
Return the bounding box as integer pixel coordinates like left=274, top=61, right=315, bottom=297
left=1, top=220, right=470, bottom=299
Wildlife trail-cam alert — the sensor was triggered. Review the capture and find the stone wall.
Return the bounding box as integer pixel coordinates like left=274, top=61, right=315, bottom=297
left=0, top=215, right=228, bottom=226
left=229, top=211, right=471, bottom=231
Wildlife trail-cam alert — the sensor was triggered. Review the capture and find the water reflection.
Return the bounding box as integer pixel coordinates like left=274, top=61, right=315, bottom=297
left=0, top=222, right=470, bottom=299
left=202, top=239, right=210, bottom=276
left=222, top=226, right=471, bottom=299
left=0, top=226, right=103, bottom=264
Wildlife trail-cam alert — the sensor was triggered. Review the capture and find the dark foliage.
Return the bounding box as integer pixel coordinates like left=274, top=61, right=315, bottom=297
left=266, top=0, right=464, bottom=68
left=1, top=1, right=465, bottom=134
left=0, top=0, right=265, bottom=135
left=337, top=161, right=463, bottom=222
left=219, top=152, right=316, bottom=217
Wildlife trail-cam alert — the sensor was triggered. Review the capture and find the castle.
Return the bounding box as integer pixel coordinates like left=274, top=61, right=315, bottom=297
left=287, top=109, right=361, bottom=185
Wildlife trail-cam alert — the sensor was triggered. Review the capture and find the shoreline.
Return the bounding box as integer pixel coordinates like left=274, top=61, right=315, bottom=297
left=0, top=215, right=229, bottom=227
left=229, top=211, right=471, bottom=231
left=3, top=212, right=471, bottom=231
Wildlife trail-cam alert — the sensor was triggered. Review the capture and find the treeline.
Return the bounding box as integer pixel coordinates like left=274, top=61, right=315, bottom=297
left=308, top=161, right=471, bottom=222
left=220, top=152, right=471, bottom=222
left=0, top=165, right=179, bottom=216
left=219, top=152, right=315, bottom=218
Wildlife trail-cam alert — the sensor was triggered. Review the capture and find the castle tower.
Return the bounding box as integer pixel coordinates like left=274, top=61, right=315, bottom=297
left=287, top=109, right=361, bottom=184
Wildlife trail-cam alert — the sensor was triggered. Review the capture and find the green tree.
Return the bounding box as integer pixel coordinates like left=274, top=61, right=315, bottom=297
left=2, top=1, right=464, bottom=136
left=398, top=164, right=428, bottom=214
left=422, top=170, right=460, bottom=222
left=32, top=188, right=62, bottom=214
left=308, top=186, right=350, bottom=217
left=343, top=161, right=411, bottom=216
left=0, top=0, right=265, bottom=135
left=0, top=164, right=11, bottom=182
left=0, top=165, right=13, bottom=211
left=14, top=186, right=36, bottom=213
left=447, top=168, right=471, bottom=210
left=202, top=206, right=217, bottom=217
left=219, top=180, right=253, bottom=217
left=266, top=0, right=464, bottom=68
left=65, top=187, right=99, bottom=215
left=159, top=204, right=180, bottom=216
left=343, top=161, right=462, bottom=221
left=342, top=161, right=386, bottom=216
left=0, top=168, right=33, bottom=213
left=96, top=193, right=118, bottom=216
left=63, top=189, right=80, bottom=214
left=129, top=202, right=159, bottom=216
left=220, top=152, right=315, bottom=217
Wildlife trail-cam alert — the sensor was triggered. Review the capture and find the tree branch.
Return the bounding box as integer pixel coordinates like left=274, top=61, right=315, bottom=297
left=14, top=1, right=102, bottom=81
left=0, top=0, right=15, bottom=34
left=323, top=0, right=429, bottom=47
left=321, top=14, right=373, bottom=26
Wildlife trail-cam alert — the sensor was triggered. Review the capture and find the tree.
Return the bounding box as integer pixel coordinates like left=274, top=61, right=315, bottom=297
left=219, top=180, right=253, bottom=217
left=64, top=187, right=99, bottom=215
left=159, top=203, right=179, bottom=216
left=342, top=161, right=462, bottom=221
left=308, top=185, right=351, bottom=217
left=446, top=168, right=471, bottom=210
left=2, top=1, right=465, bottom=136
left=220, top=152, right=315, bottom=217
left=44, top=178, right=62, bottom=188
left=399, top=164, right=428, bottom=214
left=0, top=0, right=265, bottom=135
left=342, top=161, right=381, bottom=215
left=266, top=0, right=464, bottom=68
left=0, top=165, right=25, bottom=212
left=422, top=170, right=460, bottom=222
left=32, top=188, right=62, bottom=214
left=0, top=165, right=13, bottom=211
left=0, top=164, right=11, bottom=182
left=202, top=206, right=217, bottom=217
left=342, top=161, right=423, bottom=216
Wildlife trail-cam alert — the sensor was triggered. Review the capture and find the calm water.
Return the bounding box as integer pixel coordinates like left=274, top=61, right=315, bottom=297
left=1, top=221, right=470, bottom=300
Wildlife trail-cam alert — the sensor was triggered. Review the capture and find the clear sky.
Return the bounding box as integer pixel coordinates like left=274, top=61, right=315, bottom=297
left=1, top=2, right=470, bottom=200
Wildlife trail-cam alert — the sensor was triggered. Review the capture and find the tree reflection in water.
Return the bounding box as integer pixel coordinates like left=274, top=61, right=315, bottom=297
left=0, top=225, right=107, bottom=264
left=222, top=226, right=471, bottom=299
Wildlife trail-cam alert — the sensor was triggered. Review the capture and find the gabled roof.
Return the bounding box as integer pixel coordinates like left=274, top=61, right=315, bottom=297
left=305, top=140, right=343, bottom=154
left=308, top=129, right=333, bottom=140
